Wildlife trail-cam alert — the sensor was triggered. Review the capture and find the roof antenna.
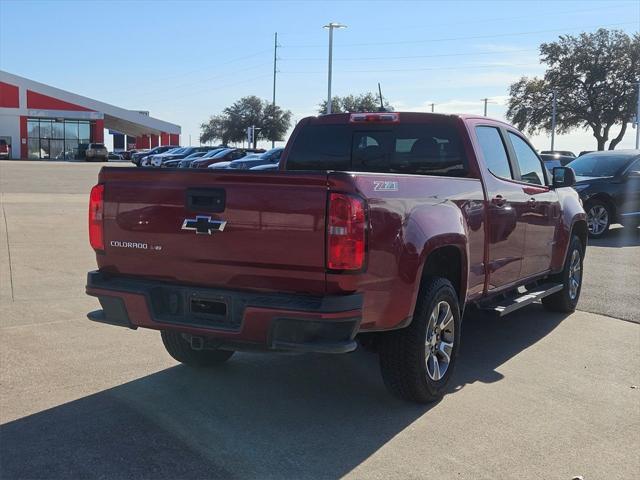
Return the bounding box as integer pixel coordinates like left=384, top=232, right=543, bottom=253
left=377, top=83, right=386, bottom=112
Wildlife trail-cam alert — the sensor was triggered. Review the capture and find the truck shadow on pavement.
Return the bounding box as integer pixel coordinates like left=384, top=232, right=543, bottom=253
left=0, top=306, right=567, bottom=479
left=589, top=225, right=640, bottom=248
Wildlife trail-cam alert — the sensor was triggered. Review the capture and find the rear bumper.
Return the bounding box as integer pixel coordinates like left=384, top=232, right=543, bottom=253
left=85, top=271, right=362, bottom=354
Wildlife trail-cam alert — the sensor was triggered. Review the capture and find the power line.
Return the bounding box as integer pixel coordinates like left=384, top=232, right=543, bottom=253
left=282, top=21, right=636, bottom=48
left=122, top=62, right=273, bottom=102
left=280, top=62, right=539, bottom=75
left=274, top=3, right=635, bottom=37
left=280, top=48, right=538, bottom=62
left=99, top=49, right=272, bottom=97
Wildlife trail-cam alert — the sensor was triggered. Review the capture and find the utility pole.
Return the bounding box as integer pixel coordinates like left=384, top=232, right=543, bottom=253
left=323, top=22, right=347, bottom=114
left=551, top=89, right=557, bottom=151
left=429, top=103, right=435, bottom=113
left=481, top=98, right=489, bottom=117
left=635, top=81, right=640, bottom=149
left=189, top=134, right=192, bottom=146
left=271, top=32, right=278, bottom=148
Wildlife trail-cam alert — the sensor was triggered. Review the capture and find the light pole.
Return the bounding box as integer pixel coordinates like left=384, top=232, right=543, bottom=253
left=323, top=22, right=347, bottom=114
left=481, top=98, right=495, bottom=117
left=551, top=89, right=557, bottom=151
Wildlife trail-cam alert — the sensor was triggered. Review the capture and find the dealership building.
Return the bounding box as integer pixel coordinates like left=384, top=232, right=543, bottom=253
left=0, top=70, right=180, bottom=160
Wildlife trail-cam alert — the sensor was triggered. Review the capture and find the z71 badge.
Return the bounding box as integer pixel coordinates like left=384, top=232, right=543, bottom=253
left=373, top=180, right=399, bottom=192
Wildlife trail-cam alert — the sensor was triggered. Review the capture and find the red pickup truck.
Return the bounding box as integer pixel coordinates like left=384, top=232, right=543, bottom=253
left=86, top=112, right=587, bottom=403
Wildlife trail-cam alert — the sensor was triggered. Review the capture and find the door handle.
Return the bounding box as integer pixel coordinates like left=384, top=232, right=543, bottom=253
left=492, top=195, right=507, bottom=207
left=527, top=197, right=537, bottom=208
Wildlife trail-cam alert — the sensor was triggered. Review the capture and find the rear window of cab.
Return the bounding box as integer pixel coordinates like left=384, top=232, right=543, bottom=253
left=286, top=122, right=468, bottom=177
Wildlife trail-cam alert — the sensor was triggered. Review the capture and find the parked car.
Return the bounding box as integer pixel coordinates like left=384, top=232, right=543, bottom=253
left=141, top=148, right=181, bottom=167
left=177, top=148, right=228, bottom=168
left=540, top=153, right=575, bottom=169
left=163, top=151, right=209, bottom=168
left=568, top=150, right=640, bottom=237
left=107, top=152, right=123, bottom=161
left=0, top=139, right=10, bottom=159
left=208, top=160, right=233, bottom=169
left=120, top=150, right=135, bottom=161
left=132, top=145, right=178, bottom=166
left=541, top=150, right=575, bottom=158
left=578, top=151, right=594, bottom=157
left=86, top=111, right=587, bottom=404
left=150, top=146, right=215, bottom=167
left=85, top=143, right=108, bottom=162
left=227, top=147, right=284, bottom=170
left=190, top=148, right=247, bottom=168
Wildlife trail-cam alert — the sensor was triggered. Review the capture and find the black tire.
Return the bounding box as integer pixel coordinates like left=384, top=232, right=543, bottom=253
left=161, top=330, right=234, bottom=367
left=542, top=235, right=584, bottom=313
left=585, top=200, right=611, bottom=238
left=378, top=277, right=461, bottom=404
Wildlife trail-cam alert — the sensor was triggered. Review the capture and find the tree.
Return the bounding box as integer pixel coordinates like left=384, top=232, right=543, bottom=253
left=506, top=29, right=639, bottom=150
left=200, top=96, right=292, bottom=147
left=317, top=92, right=394, bottom=114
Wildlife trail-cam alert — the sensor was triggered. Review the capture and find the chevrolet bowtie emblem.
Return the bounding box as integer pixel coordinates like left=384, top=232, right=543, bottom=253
left=181, top=216, right=227, bottom=235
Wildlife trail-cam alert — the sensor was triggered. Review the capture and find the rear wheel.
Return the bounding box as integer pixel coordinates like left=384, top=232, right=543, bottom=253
left=378, top=277, right=461, bottom=404
left=542, top=235, right=584, bottom=313
left=161, top=330, right=234, bottom=367
left=586, top=200, right=611, bottom=238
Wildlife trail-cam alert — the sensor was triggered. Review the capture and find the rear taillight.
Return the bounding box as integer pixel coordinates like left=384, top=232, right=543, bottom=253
left=89, top=184, right=104, bottom=251
left=327, top=193, right=366, bottom=271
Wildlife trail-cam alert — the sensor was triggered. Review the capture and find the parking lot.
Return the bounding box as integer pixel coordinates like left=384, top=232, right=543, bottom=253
left=1, top=160, right=638, bottom=479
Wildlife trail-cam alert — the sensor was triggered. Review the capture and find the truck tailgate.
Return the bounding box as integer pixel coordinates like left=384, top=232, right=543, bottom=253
left=97, top=168, right=329, bottom=295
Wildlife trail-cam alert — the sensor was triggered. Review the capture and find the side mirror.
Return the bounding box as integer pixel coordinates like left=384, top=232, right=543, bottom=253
left=552, top=166, right=576, bottom=188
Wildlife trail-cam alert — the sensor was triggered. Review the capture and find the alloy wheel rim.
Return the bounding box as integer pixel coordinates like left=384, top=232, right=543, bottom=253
left=587, top=205, right=608, bottom=235
left=425, top=300, right=455, bottom=381
left=568, top=249, right=582, bottom=300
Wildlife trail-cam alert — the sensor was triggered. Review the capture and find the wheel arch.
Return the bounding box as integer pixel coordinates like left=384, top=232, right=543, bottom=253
left=419, top=244, right=467, bottom=309
left=572, top=219, right=588, bottom=252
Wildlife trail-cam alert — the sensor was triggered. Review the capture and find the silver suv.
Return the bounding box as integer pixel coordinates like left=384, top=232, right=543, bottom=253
left=85, top=143, right=108, bottom=161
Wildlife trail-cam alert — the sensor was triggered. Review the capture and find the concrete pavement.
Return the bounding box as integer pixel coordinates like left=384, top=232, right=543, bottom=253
left=1, top=161, right=639, bottom=479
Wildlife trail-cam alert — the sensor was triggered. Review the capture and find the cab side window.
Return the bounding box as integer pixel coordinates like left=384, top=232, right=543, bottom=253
left=475, top=126, right=513, bottom=180
left=508, top=132, right=545, bottom=185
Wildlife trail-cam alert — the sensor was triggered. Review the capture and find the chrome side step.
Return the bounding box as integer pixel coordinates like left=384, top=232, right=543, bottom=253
left=478, top=283, right=563, bottom=317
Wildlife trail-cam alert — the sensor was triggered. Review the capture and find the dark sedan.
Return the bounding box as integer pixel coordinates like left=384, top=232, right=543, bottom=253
left=541, top=150, right=575, bottom=158
left=178, top=147, right=228, bottom=168
left=150, top=146, right=216, bottom=167
left=162, top=151, right=209, bottom=168
left=227, top=147, right=283, bottom=170
left=568, top=150, right=640, bottom=237
left=132, top=145, right=178, bottom=166
left=540, top=153, right=575, bottom=170
left=191, top=148, right=247, bottom=168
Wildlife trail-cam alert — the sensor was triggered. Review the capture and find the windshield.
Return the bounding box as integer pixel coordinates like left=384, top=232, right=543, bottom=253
left=184, top=152, right=206, bottom=159
left=203, top=148, right=228, bottom=158
left=567, top=153, right=635, bottom=177
left=210, top=148, right=233, bottom=159
left=163, top=148, right=182, bottom=155
left=261, top=148, right=283, bottom=161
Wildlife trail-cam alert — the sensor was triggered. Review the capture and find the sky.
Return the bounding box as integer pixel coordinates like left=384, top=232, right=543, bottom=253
left=1, top=0, right=639, bottom=152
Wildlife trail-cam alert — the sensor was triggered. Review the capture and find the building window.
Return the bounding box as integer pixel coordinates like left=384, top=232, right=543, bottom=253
left=26, top=118, right=93, bottom=159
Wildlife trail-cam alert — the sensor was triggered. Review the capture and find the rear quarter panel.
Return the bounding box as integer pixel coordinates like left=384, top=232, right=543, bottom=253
left=327, top=172, right=486, bottom=331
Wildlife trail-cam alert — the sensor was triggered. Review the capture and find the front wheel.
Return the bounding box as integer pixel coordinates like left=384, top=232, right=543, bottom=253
left=542, top=235, right=584, bottom=313
left=586, top=200, right=611, bottom=238
left=378, top=277, right=461, bottom=404
left=161, top=330, right=234, bottom=367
